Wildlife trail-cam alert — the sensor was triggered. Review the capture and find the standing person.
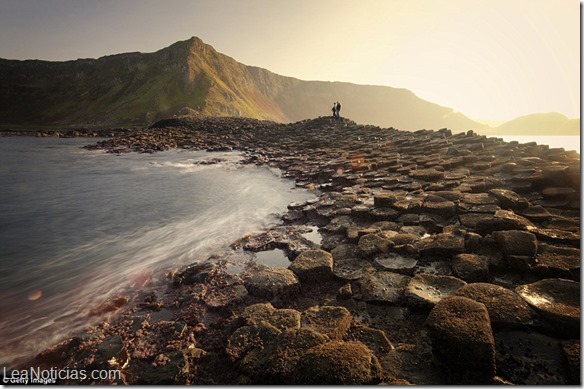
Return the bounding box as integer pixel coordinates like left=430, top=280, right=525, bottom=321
left=336, top=101, right=342, bottom=119
left=332, top=102, right=337, bottom=118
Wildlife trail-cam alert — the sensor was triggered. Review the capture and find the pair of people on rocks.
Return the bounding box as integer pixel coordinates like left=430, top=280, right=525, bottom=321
left=331, top=101, right=342, bottom=119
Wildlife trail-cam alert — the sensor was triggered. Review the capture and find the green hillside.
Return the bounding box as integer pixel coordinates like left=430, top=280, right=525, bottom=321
left=0, top=36, right=484, bottom=131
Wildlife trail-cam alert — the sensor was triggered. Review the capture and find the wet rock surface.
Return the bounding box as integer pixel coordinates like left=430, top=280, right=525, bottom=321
left=16, top=116, right=580, bottom=384
left=405, top=273, right=467, bottom=308
left=515, top=278, right=580, bottom=336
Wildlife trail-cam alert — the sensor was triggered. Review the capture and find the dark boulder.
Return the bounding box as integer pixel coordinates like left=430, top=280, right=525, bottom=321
left=493, top=230, right=538, bottom=258
left=243, top=265, right=301, bottom=300
left=293, top=341, right=383, bottom=385
left=300, top=305, right=352, bottom=340
left=451, top=253, right=490, bottom=282
left=289, top=249, right=334, bottom=282
left=425, top=296, right=496, bottom=384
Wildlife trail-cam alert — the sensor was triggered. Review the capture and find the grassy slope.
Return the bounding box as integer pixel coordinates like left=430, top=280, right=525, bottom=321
left=0, top=37, right=490, bottom=132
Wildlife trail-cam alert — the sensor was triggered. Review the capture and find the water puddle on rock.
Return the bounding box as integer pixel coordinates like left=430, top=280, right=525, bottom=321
left=255, top=249, right=290, bottom=268
left=148, top=308, right=174, bottom=323
left=301, top=228, right=322, bottom=246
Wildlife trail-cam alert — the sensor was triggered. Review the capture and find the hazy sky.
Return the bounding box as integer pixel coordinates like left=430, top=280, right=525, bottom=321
left=0, top=0, right=579, bottom=121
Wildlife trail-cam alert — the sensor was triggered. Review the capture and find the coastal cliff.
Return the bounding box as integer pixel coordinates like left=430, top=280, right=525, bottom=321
left=0, top=37, right=484, bottom=131
left=19, top=116, right=580, bottom=384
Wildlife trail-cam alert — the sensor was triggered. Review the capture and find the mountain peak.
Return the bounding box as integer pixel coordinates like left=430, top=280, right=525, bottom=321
left=187, top=36, right=204, bottom=47
left=188, top=36, right=203, bottom=44
left=185, top=36, right=214, bottom=53
left=163, top=36, right=214, bottom=57
left=0, top=36, right=486, bottom=131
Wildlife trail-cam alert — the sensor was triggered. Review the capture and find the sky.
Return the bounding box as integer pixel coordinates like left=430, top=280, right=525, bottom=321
left=0, top=0, right=579, bottom=122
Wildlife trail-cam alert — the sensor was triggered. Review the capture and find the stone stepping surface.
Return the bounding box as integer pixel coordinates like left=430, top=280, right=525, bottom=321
left=28, top=116, right=579, bottom=385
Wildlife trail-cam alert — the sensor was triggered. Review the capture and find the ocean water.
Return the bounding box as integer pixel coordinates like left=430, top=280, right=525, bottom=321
left=0, top=137, right=314, bottom=367
left=492, top=135, right=580, bottom=154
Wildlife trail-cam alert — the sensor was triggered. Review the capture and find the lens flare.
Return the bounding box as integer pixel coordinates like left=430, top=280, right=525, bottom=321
left=351, top=154, right=366, bottom=170
left=27, top=290, right=42, bottom=301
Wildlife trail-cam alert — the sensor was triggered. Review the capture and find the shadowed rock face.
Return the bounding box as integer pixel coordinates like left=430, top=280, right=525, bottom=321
left=425, top=296, right=496, bottom=384
left=18, top=116, right=580, bottom=385
left=294, top=341, right=383, bottom=385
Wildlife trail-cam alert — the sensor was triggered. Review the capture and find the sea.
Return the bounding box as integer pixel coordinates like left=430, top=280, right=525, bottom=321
left=0, top=137, right=315, bottom=368
left=492, top=135, right=581, bottom=154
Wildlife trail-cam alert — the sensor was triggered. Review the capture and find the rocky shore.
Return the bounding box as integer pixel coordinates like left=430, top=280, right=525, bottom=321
left=19, top=116, right=580, bottom=384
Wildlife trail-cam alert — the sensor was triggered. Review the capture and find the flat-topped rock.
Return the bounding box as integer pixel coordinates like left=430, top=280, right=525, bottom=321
left=243, top=265, right=301, bottom=300
left=357, top=271, right=411, bottom=303
left=405, top=273, right=467, bottom=308
left=293, top=341, right=383, bottom=385
left=330, top=243, right=359, bottom=260
left=455, top=283, right=537, bottom=328
left=289, top=249, right=334, bottom=281
left=347, top=324, right=394, bottom=355
left=542, top=187, right=578, bottom=199
left=515, top=278, right=580, bottom=336
left=300, top=306, right=352, bottom=340
left=373, top=192, right=398, bottom=207
left=262, top=328, right=330, bottom=383
left=493, top=230, right=538, bottom=257
left=422, top=199, right=457, bottom=217
left=357, top=233, right=394, bottom=257
left=416, top=233, right=465, bottom=257
left=476, top=209, right=537, bottom=234
left=409, top=168, right=445, bottom=181
left=451, top=253, right=490, bottom=282
left=488, top=188, right=529, bottom=210
left=533, top=243, right=580, bottom=279
left=520, top=205, right=552, bottom=222
left=531, top=228, right=580, bottom=247
left=374, top=253, right=418, bottom=275
left=461, top=193, right=498, bottom=205
left=226, top=321, right=281, bottom=374
left=240, top=303, right=301, bottom=330
left=332, top=257, right=376, bottom=281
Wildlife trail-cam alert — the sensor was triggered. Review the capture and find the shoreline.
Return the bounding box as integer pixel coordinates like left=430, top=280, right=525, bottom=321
left=10, top=116, right=581, bottom=384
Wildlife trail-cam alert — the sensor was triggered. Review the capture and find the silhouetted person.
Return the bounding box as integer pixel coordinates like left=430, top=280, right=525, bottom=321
left=332, top=102, right=337, bottom=118
left=336, top=101, right=342, bottom=119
